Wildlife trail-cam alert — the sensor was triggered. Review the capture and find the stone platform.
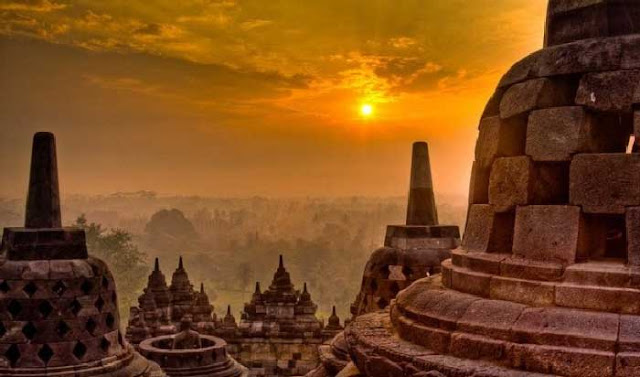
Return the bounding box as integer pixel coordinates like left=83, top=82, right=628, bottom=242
left=139, top=334, right=247, bottom=377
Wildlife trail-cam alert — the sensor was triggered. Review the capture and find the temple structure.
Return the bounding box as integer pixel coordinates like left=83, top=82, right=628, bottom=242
left=128, top=255, right=342, bottom=376
left=0, top=132, right=164, bottom=376
left=224, top=255, right=342, bottom=377
left=336, top=1, right=640, bottom=376
left=350, top=142, right=460, bottom=316
left=309, top=141, right=460, bottom=377
left=126, top=257, right=216, bottom=346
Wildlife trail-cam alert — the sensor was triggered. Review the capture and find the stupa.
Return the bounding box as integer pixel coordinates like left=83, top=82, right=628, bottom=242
left=0, top=132, right=164, bottom=376
left=339, top=2, right=640, bottom=376
left=350, top=142, right=460, bottom=316
left=126, top=258, right=216, bottom=346
left=223, top=255, right=339, bottom=377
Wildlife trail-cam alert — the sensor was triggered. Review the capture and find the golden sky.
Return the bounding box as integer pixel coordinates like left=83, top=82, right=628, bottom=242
left=0, top=0, right=547, bottom=198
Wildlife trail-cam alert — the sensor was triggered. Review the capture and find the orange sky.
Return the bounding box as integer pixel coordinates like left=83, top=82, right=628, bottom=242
left=0, top=0, right=548, bottom=198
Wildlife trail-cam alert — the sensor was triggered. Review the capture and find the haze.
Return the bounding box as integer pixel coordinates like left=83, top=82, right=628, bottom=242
left=0, top=0, right=546, bottom=198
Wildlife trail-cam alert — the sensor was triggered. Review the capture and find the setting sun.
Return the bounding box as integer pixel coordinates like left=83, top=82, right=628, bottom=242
left=360, top=104, right=373, bottom=117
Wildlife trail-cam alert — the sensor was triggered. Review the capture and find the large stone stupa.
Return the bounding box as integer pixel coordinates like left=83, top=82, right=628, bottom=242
left=0, top=132, right=164, bottom=376
left=341, top=2, right=640, bottom=377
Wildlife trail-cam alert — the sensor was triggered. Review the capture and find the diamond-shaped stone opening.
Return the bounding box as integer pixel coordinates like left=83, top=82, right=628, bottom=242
left=100, top=337, right=110, bottom=352
left=72, top=342, right=87, bottom=360
left=80, top=280, right=93, bottom=295
left=105, top=313, right=115, bottom=329
left=0, top=322, right=5, bottom=338
left=52, top=281, right=66, bottom=296
left=95, top=296, right=105, bottom=312
left=6, top=344, right=20, bottom=366
left=23, top=282, right=37, bottom=298
left=70, top=299, right=82, bottom=316
left=8, top=300, right=22, bottom=318
left=22, top=322, right=37, bottom=340
left=38, top=301, right=54, bottom=319
left=117, top=331, right=124, bottom=346
left=111, top=291, right=117, bottom=302
left=56, top=321, right=70, bottom=337
left=101, top=276, right=109, bottom=290
left=85, top=318, right=97, bottom=335
left=390, top=282, right=401, bottom=295
left=0, top=281, right=10, bottom=293
left=38, top=344, right=54, bottom=365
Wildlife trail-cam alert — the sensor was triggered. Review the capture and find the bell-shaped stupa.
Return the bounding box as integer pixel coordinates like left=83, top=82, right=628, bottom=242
left=0, top=132, right=164, bottom=376
left=340, top=2, right=640, bottom=376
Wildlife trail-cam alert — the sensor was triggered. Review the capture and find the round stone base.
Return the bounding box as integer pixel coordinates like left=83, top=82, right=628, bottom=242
left=0, top=346, right=165, bottom=377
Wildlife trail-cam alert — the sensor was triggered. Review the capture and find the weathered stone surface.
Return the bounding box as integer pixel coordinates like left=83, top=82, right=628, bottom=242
left=619, top=315, right=640, bottom=352
left=457, top=299, right=525, bottom=340
left=475, top=117, right=527, bottom=169
left=500, top=256, right=565, bottom=281
left=508, top=343, right=615, bottom=377
left=537, top=37, right=622, bottom=77
left=570, top=153, right=640, bottom=214
left=490, top=276, right=555, bottom=307
left=451, top=268, right=491, bottom=298
left=499, top=78, right=575, bottom=119
left=556, top=283, right=640, bottom=313
left=468, top=162, right=490, bottom=204
left=564, top=262, right=631, bottom=287
left=512, top=307, right=618, bottom=351
left=462, top=205, right=514, bottom=254
left=489, top=157, right=533, bottom=211
left=526, top=107, right=627, bottom=161
left=628, top=208, right=640, bottom=266
left=449, top=333, right=505, bottom=361
left=576, top=70, right=640, bottom=112
left=512, top=206, right=583, bottom=264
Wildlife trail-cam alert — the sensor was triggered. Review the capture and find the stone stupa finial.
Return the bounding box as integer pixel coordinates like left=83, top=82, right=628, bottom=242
left=25, top=132, right=61, bottom=228
left=406, top=141, right=438, bottom=226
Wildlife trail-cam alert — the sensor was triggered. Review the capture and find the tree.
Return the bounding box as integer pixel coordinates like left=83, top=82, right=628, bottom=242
left=75, top=215, right=149, bottom=321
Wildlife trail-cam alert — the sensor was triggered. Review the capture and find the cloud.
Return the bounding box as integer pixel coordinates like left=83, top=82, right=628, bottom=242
left=0, top=0, right=66, bottom=13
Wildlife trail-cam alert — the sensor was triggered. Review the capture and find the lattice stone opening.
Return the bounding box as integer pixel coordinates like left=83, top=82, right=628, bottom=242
left=390, top=282, right=401, bottom=296
left=402, top=266, right=413, bottom=280
left=23, top=282, right=38, bottom=298
left=70, top=299, right=82, bottom=316
left=85, top=318, right=97, bottom=335
left=52, top=281, right=67, bottom=296
left=22, top=322, right=37, bottom=340
left=8, top=300, right=22, bottom=318
left=369, top=279, right=378, bottom=293
left=95, top=296, right=105, bottom=312
left=38, top=300, right=53, bottom=319
left=106, top=312, right=115, bottom=329
left=0, top=281, right=10, bottom=293
left=101, top=276, right=109, bottom=290
left=38, top=344, right=54, bottom=365
left=73, top=341, right=87, bottom=359
left=81, top=280, right=93, bottom=295
left=377, top=298, right=389, bottom=309
left=100, top=337, right=110, bottom=352
left=6, top=344, right=20, bottom=366
left=56, top=320, right=70, bottom=337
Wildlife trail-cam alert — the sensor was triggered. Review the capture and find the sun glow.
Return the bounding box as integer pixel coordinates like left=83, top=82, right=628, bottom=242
left=360, top=104, right=373, bottom=117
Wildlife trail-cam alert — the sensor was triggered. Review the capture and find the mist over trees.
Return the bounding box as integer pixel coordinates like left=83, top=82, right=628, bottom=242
left=0, top=192, right=467, bottom=323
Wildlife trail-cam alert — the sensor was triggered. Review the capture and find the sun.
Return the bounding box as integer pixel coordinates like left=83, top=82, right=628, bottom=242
left=360, top=104, right=373, bottom=117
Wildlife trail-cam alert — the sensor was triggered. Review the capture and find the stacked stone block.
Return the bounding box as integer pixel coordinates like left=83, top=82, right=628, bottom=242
left=337, top=2, right=640, bottom=377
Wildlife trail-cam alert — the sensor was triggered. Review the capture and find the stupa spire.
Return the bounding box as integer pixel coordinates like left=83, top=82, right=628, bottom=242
left=406, top=141, right=438, bottom=226
left=154, top=257, right=160, bottom=271
left=25, top=132, right=61, bottom=228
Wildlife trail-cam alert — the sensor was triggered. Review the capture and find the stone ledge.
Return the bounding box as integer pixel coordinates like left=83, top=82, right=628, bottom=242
left=1, top=228, right=88, bottom=261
